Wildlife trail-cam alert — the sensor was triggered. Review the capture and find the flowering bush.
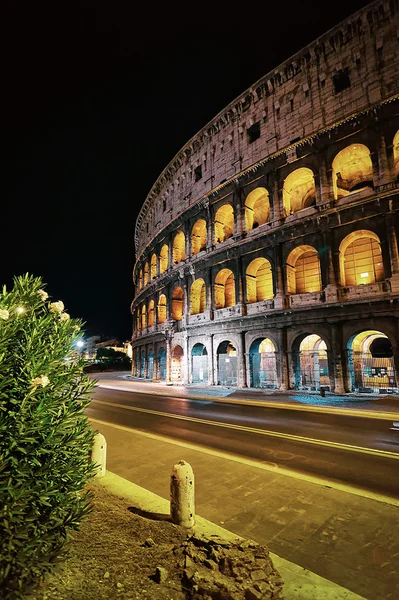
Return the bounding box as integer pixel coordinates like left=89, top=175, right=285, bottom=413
left=0, top=274, right=97, bottom=598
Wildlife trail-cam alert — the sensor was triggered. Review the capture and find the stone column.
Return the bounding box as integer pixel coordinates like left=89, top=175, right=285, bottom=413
left=168, top=240, right=173, bottom=270
left=237, top=256, right=246, bottom=315
left=323, top=231, right=338, bottom=303
left=144, top=346, right=148, bottom=379
left=183, top=333, right=189, bottom=385
left=276, top=329, right=289, bottom=390
left=386, top=213, right=399, bottom=293
left=287, top=350, right=296, bottom=390
left=330, top=325, right=345, bottom=394
left=238, top=331, right=247, bottom=388
left=209, top=334, right=216, bottom=385
left=318, top=157, right=332, bottom=206
left=274, top=244, right=286, bottom=309
left=272, top=179, right=282, bottom=222
left=166, top=333, right=172, bottom=384
left=377, top=133, right=391, bottom=186
left=185, top=224, right=191, bottom=260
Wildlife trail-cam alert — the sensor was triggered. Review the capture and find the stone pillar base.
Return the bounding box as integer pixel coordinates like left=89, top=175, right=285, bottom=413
left=389, top=274, right=399, bottom=294
left=324, top=284, right=338, bottom=303
left=274, top=294, right=286, bottom=309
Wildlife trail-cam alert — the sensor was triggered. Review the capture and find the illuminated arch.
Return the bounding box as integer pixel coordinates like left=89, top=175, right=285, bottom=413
left=171, top=345, right=184, bottom=382
left=190, top=278, right=206, bottom=314
left=135, top=309, right=141, bottom=331
left=394, top=131, right=399, bottom=179
left=159, top=244, right=169, bottom=274
left=172, top=231, right=186, bottom=264
left=143, top=262, right=149, bottom=286
left=295, top=334, right=329, bottom=391
left=214, top=204, right=234, bottom=244
left=349, top=330, right=397, bottom=392
left=286, top=246, right=321, bottom=294
left=192, top=219, right=207, bottom=255
left=138, top=269, right=143, bottom=290
left=148, top=299, right=155, bottom=326
left=339, top=230, right=384, bottom=286
left=246, top=258, right=273, bottom=303
left=150, top=253, right=157, bottom=279
left=283, top=168, right=316, bottom=215
left=217, top=340, right=237, bottom=386
left=191, top=343, right=208, bottom=384
left=171, top=286, right=184, bottom=321
left=141, top=304, right=147, bottom=329
left=245, top=187, right=270, bottom=231
left=332, top=144, right=373, bottom=199
left=157, top=293, right=167, bottom=324
left=214, top=269, right=235, bottom=309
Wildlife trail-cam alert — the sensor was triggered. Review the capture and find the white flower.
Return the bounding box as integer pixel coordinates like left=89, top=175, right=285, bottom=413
left=50, top=301, right=64, bottom=314
left=0, top=309, right=9, bottom=320
left=59, top=312, right=70, bottom=322
left=31, top=375, right=50, bottom=388
left=38, top=289, right=48, bottom=301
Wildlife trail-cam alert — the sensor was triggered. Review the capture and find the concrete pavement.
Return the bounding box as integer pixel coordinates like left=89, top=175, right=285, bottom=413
left=88, top=372, right=399, bottom=599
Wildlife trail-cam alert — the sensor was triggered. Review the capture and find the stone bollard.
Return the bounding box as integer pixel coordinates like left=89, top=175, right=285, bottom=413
left=92, top=432, right=107, bottom=478
left=170, top=460, right=195, bottom=528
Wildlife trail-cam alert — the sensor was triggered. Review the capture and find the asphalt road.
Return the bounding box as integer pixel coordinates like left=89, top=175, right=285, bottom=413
left=88, top=386, right=399, bottom=500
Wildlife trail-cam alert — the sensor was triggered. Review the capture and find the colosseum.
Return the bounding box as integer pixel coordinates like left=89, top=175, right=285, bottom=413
left=131, top=0, right=399, bottom=395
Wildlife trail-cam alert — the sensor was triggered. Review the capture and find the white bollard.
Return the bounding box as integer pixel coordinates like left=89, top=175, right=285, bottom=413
left=92, top=432, right=107, bottom=478
left=170, top=460, right=195, bottom=528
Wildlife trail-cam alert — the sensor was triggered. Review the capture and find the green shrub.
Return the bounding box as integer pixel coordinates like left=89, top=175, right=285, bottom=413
left=0, top=274, right=97, bottom=598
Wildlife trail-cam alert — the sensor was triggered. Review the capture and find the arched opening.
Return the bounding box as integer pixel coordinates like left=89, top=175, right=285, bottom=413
left=190, top=278, right=206, bottom=314
left=159, top=244, right=169, bottom=273
left=143, top=262, right=149, bottom=286
left=147, top=350, right=154, bottom=380
left=148, top=299, right=155, bottom=327
left=339, top=230, right=384, bottom=286
left=158, top=294, right=167, bottom=324
left=348, top=330, right=397, bottom=393
left=214, top=204, right=234, bottom=244
left=217, top=340, right=237, bottom=386
left=332, top=144, right=373, bottom=199
left=157, top=347, right=166, bottom=381
left=192, top=219, right=207, bottom=255
left=215, top=269, right=235, bottom=309
left=246, top=258, right=273, bottom=303
left=245, top=187, right=270, bottom=231
left=171, top=345, right=184, bottom=382
left=283, top=168, right=316, bottom=216
left=249, top=338, right=277, bottom=389
left=172, top=231, right=186, bottom=264
left=294, top=334, right=329, bottom=391
left=150, top=253, right=157, bottom=279
left=191, top=343, right=208, bottom=384
left=140, top=349, right=146, bottom=378
left=141, top=305, right=147, bottom=330
left=286, top=246, right=321, bottom=294
left=138, top=269, right=143, bottom=290
left=171, top=286, right=184, bottom=321
left=394, top=131, right=399, bottom=180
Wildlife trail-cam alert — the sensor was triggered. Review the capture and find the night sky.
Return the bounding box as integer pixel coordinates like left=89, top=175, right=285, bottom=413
left=4, top=0, right=370, bottom=342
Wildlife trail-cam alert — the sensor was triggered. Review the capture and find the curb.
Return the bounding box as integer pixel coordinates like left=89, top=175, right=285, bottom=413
left=99, top=470, right=366, bottom=600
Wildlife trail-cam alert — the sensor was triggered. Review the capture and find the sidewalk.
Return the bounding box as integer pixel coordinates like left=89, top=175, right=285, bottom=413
left=91, top=418, right=399, bottom=600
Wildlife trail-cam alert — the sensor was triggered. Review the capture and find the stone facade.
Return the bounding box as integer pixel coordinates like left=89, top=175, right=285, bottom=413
left=131, top=0, right=399, bottom=394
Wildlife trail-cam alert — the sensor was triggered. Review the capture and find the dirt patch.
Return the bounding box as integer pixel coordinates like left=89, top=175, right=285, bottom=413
left=28, top=482, right=284, bottom=600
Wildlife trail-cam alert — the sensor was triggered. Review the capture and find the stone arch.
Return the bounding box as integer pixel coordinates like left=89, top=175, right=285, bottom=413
left=347, top=330, right=397, bottom=393
left=192, top=219, right=207, bottom=255
left=159, top=244, right=169, bottom=273
left=148, top=299, right=155, bottom=326
left=246, top=258, right=273, bottom=303
left=245, top=187, right=270, bottom=231
left=286, top=246, right=321, bottom=294
left=217, top=340, right=238, bottom=386
left=171, top=345, right=184, bottom=382
left=141, top=304, right=147, bottom=329
left=143, top=262, right=149, bottom=286
left=214, top=204, right=234, bottom=244
left=157, top=293, right=167, bottom=323
left=249, top=338, right=277, bottom=389
left=214, top=269, right=236, bottom=309
left=173, top=231, right=186, bottom=264
left=190, top=278, right=206, bottom=314
left=292, top=333, right=330, bottom=391
left=283, top=167, right=316, bottom=215
left=171, top=286, right=184, bottom=321
left=150, top=253, right=157, bottom=279
left=394, top=131, right=399, bottom=179
left=339, top=230, right=384, bottom=286
left=157, top=347, right=167, bottom=381
left=191, top=343, right=208, bottom=384
left=332, top=143, right=373, bottom=199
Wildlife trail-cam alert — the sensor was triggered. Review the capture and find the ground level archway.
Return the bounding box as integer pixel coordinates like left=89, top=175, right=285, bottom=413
left=171, top=345, right=184, bottom=382
left=158, top=347, right=166, bottom=381
left=217, top=340, right=237, bottom=386
left=249, top=338, right=277, bottom=388
left=348, top=330, right=397, bottom=393
left=147, top=350, right=154, bottom=380
left=191, top=343, right=208, bottom=383
left=294, top=334, right=329, bottom=391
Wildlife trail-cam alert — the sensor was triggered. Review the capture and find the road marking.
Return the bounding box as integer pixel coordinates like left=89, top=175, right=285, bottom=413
left=90, top=398, right=399, bottom=460
left=89, top=417, right=399, bottom=507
